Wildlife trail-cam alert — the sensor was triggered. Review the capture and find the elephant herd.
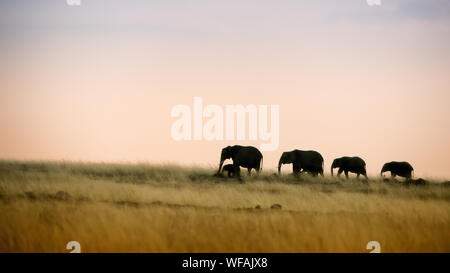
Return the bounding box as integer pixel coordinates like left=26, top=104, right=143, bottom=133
left=216, top=145, right=414, bottom=181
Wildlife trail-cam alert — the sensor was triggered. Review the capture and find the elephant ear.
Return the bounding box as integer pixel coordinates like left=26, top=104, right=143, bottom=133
left=332, top=159, right=338, bottom=167
left=222, top=146, right=233, bottom=159
left=282, top=151, right=295, bottom=164
left=228, top=146, right=237, bottom=158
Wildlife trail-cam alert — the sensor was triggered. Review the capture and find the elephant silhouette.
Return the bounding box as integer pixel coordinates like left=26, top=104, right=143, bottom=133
left=381, top=161, right=414, bottom=179
left=216, top=145, right=263, bottom=178
left=278, top=150, right=324, bottom=177
left=331, top=156, right=368, bottom=180
left=221, top=164, right=237, bottom=177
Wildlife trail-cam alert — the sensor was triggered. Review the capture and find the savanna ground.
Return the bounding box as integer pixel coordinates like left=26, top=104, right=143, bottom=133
left=0, top=160, right=449, bottom=253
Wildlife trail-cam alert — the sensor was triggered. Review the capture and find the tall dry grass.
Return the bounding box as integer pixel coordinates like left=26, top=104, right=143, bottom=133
left=0, top=160, right=449, bottom=252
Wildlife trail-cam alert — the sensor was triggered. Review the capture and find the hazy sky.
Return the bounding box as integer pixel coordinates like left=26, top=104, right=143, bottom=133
left=1, top=0, right=450, bottom=178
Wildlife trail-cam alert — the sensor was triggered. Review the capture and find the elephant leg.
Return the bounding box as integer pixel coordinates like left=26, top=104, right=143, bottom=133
left=344, top=170, right=349, bottom=179
left=337, top=168, right=344, bottom=177
left=234, top=165, right=241, bottom=178
left=247, top=168, right=252, bottom=176
left=357, top=173, right=360, bottom=179
left=293, top=165, right=301, bottom=175
left=319, top=170, right=324, bottom=177
left=228, top=170, right=232, bottom=177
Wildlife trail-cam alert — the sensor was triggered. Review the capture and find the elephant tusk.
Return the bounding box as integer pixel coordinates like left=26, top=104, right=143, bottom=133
left=217, top=160, right=225, bottom=174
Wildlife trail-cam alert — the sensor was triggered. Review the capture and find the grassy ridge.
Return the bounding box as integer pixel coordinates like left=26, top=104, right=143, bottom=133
left=0, top=160, right=449, bottom=252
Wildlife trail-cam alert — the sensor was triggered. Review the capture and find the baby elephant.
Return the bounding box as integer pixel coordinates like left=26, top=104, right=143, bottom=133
left=381, top=161, right=414, bottom=179
left=222, top=164, right=237, bottom=177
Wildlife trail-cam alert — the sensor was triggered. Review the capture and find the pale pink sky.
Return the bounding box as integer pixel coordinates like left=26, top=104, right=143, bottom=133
left=1, top=1, right=449, bottom=178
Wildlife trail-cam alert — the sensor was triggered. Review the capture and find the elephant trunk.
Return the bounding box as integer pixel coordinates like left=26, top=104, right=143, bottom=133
left=278, top=159, right=282, bottom=175
left=331, top=166, right=334, bottom=176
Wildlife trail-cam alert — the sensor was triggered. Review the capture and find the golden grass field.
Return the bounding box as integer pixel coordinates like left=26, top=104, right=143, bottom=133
left=0, top=160, right=449, bottom=253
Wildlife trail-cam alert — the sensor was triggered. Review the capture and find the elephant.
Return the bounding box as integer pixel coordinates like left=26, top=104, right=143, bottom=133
left=278, top=150, right=324, bottom=176
left=331, top=156, right=368, bottom=179
left=221, top=164, right=237, bottom=177
left=216, top=145, right=263, bottom=177
left=381, top=161, right=414, bottom=179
